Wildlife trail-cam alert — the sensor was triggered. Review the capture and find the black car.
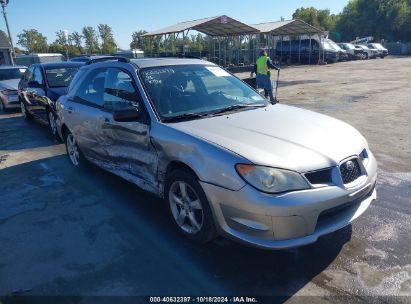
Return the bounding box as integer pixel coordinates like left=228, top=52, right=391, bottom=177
left=18, top=61, right=84, bottom=137
left=275, top=38, right=339, bottom=64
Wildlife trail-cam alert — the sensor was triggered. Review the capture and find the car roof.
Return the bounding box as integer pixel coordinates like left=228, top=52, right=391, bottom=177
left=130, top=58, right=215, bottom=69
left=37, top=61, right=85, bottom=69
left=0, top=65, right=27, bottom=69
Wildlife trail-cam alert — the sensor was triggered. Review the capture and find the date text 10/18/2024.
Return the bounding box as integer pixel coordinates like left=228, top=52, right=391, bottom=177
left=149, top=297, right=258, bottom=303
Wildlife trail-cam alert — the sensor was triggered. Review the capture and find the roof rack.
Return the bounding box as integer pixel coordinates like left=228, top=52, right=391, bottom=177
left=350, top=36, right=374, bottom=44
left=85, top=56, right=130, bottom=65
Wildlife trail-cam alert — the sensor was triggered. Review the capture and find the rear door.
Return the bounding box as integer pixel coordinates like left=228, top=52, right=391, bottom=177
left=66, top=68, right=111, bottom=161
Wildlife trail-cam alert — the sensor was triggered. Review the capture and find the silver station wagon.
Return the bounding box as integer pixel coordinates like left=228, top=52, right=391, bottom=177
left=56, top=57, right=377, bottom=249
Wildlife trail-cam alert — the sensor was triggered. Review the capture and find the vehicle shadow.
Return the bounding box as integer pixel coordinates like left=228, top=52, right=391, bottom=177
left=0, top=155, right=350, bottom=300
left=90, top=165, right=351, bottom=298
left=0, top=112, right=59, bottom=151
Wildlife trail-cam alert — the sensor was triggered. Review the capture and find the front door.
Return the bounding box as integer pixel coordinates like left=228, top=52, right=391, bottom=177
left=27, top=66, right=47, bottom=119
left=69, top=67, right=158, bottom=191
left=98, top=68, right=158, bottom=191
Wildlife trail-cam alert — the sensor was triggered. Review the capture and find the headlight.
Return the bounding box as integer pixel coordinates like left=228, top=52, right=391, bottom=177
left=236, top=164, right=310, bottom=194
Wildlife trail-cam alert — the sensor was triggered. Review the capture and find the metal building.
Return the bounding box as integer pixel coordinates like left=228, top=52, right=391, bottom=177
left=142, top=16, right=323, bottom=67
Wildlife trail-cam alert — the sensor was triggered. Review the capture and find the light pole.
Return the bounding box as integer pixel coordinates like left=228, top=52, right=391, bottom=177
left=0, top=0, right=15, bottom=65
left=63, top=29, right=69, bottom=60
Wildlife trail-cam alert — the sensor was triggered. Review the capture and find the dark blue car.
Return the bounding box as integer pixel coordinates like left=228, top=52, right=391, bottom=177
left=18, top=61, right=84, bottom=137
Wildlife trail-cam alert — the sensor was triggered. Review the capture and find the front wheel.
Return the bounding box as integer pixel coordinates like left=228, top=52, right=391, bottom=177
left=165, top=169, right=216, bottom=243
left=47, top=110, right=59, bottom=140
left=20, top=100, right=32, bottom=120
left=65, top=130, right=85, bottom=168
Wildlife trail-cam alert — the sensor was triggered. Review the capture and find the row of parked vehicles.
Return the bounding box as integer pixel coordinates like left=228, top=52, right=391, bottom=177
left=0, top=55, right=378, bottom=250
left=275, top=38, right=388, bottom=64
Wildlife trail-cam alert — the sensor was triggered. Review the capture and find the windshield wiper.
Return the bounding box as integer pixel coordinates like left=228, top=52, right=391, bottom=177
left=162, top=112, right=210, bottom=123
left=212, top=103, right=267, bottom=115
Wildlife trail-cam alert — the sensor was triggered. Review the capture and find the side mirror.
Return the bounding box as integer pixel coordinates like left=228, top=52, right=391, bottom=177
left=28, top=81, right=43, bottom=89
left=112, top=105, right=142, bottom=122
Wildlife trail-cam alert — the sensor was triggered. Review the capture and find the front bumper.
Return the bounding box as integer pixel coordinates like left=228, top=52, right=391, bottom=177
left=201, top=152, right=377, bottom=249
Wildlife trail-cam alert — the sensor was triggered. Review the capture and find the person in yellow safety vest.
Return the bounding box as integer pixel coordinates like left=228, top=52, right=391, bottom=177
left=250, top=50, right=280, bottom=103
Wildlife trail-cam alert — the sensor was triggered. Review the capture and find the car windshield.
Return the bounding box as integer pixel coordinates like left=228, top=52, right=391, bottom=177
left=326, top=40, right=342, bottom=51
left=0, top=68, right=26, bottom=81
left=45, top=67, right=80, bottom=88
left=323, top=41, right=335, bottom=50
left=140, top=65, right=268, bottom=121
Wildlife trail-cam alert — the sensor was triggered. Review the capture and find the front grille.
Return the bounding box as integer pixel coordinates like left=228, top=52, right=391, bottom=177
left=340, top=159, right=361, bottom=184
left=305, top=168, right=332, bottom=185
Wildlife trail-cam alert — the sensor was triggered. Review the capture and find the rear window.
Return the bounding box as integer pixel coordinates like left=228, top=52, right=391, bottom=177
left=45, top=67, right=80, bottom=88
left=0, top=68, right=26, bottom=81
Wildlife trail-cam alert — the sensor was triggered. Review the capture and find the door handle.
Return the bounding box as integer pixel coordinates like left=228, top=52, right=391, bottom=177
left=67, top=107, right=74, bottom=114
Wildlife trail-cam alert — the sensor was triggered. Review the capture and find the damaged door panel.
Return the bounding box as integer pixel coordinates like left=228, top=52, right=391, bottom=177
left=94, top=67, right=159, bottom=194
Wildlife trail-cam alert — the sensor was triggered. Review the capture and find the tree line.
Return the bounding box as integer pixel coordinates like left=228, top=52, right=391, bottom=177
left=293, top=0, right=411, bottom=42
left=14, top=24, right=118, bottom=57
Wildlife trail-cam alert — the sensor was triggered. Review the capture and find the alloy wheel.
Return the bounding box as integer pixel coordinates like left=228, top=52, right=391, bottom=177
left=66, top=134, right=80, bottom=166
left=20, top=101, right=26, bottom=117
left=48, top=111, right=57, bottom=136
left=169, top=181, right=204, bottom=234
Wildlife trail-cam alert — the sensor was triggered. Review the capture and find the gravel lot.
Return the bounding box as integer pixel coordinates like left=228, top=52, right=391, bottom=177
left=0, top=56, right=410, bottom=303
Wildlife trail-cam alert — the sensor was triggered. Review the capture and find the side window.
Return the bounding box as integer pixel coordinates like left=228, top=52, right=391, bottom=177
left=103, top=68, right=142, bottom=110
left=33, top=67, right=44, bottom=85
left=74, top=68, right=108, bottom=107
left=24, top=66, right=35, bottom=82
left=67, top=69, right=86, bottom=97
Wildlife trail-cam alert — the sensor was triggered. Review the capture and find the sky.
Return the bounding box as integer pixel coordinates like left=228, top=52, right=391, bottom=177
left=0, top=0, right=348, bottom=50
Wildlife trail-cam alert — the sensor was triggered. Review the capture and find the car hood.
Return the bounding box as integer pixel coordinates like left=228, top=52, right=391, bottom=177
left=168, top=104, right=365, bottom=172
left=0, top=79, right=19, bottom=90
left=47, top=87, right=67, bottom=101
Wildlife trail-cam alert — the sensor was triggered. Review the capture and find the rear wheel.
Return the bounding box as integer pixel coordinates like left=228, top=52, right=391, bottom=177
left=165, top=169, right=216, bottom=243
left=47, top=110, right=59, bottom=139
left=65, top=130, right=85, bottom=168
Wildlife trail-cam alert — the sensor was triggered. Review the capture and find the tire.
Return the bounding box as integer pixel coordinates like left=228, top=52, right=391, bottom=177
left=64, top=129, right=86, bottom=168
left=165, top=169, right=216, bottom=243
left=365, top=53, right=369, bottom=59
left=47, top=109, right=59, bottom=140
left=0, top=100, right=5, bottom=112
left=20, top=100, right=32, bottom=121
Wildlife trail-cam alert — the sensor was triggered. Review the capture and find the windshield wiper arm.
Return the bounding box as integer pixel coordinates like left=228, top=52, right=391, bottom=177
left=212, top=103, right=267, bottom=115
left=162, top=112, right=210, bottom=123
